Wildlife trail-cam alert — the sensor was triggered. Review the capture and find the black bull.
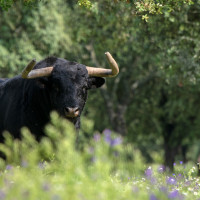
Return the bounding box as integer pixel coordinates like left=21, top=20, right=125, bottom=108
left=0, top=53, right=118, bottom=141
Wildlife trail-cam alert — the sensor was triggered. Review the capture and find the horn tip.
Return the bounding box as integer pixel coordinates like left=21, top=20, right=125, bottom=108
left=30, top=58, right=36, bottom=63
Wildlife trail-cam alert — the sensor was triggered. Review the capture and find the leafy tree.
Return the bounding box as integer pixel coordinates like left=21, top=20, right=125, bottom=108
left=0, top=0, right=40, bottom=10
left=68, top=0, right=200, bottom=169
left=78, top=0, right=194, bottom=21
left=1, top=0, right=200, bottom=170
left=0, top=0, right=74, bottom=77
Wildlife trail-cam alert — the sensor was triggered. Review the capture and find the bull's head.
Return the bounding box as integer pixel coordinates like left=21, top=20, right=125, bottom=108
left=21, top=52, right=119, bottom=123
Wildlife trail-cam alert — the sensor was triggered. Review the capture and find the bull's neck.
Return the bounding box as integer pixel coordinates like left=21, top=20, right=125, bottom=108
left=23, top=80, right=52, bottom=130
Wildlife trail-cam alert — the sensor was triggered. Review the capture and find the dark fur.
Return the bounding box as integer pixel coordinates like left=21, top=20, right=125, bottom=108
left=0, top=57, right=105, bottom=141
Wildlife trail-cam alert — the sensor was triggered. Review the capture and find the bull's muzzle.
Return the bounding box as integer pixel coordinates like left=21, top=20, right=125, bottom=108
left=64, top=107, right=79, bottom=118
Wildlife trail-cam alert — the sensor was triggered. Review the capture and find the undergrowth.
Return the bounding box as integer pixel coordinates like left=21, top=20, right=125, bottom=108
left=0, top=112, right=199, bottom=200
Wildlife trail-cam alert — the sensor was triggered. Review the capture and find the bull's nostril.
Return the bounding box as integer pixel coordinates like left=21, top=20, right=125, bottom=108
left=64, top=107, right=70, bottom=113
left=74, top=107, right=79, bottom=112
left=64, top=107, right=79, bottom=118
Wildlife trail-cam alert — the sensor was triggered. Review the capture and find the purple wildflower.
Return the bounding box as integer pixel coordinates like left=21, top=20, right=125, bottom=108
left=166, top=177, right=177, bottom=185
left=21, top=160, right=28, bottom=168
left=159, top=186, right=168, bottom=193
left=0, top=190, right=6, bottom=199
left=42, top=183, right=51, bottom=191
left=180, top=161, right=183, bottom=165
left=145, top=167, right=153, bottom=177
left=149, top=194, right=158, bottom=200
left=173, top=163, right=176, bottom=166
left=103, top=129, right=112, bottom=135
left=151, top=177, right=157, bottom=184
left=6, top=165, right=12, bottom=170
left=194, top=185, right=199, bottom=190
left=110, top=137, right=122, bottom=147
left=104, top=130, right=112, bottom=143
left=157, top=165, right=165, bottom=173
left=168, top=190, right=181, bottom=199
left=93, top=133, right=101, bottom=142
left=38, top=162, right=46, bottom=169
left=185, top=180, right=191, bottom=186
left=104, top=130, right=122, bottom=147
left=176, top=174, right=183, bottom=181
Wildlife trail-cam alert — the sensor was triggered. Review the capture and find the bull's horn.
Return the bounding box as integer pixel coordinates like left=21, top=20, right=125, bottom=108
left=21, top=59, right=36, bottom=78
left=22, top=52, right=119, bottom=79
left=86, top=52, right=119, bottom=77
left=22, top=67, right=54, bottom=79
left=21, top=59, right=53, bottom=79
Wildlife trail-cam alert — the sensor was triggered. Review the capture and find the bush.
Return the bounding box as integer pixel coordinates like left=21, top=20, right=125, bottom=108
left=0, top=112, right=199, bottom=199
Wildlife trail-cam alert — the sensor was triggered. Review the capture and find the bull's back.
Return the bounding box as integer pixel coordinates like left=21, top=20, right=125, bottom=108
left=0, top=78, right=24, bottom=140
left=0, top=78, right=7, bottom=85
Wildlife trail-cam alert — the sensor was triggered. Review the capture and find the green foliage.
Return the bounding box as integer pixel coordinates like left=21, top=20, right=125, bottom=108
left=0, top=0, right=42, bottom=10
left=1, top=0, right=200, bottom=171
left=78, top=0, right=92, bottom=8
left=1, top=0, right=194, bottom=22
left=0, top=0, right=74, bottom=77
left=0, top=113, right=199, bottom=199
left=70, top=0, right=200, bottom=150
left=0, top=113, right=144, bottom=199
left=77, top=0, right=194, bottom=20
left=0, top=0, right=13, bottom=10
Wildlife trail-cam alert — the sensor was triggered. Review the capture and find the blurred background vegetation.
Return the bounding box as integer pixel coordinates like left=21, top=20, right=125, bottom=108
left=0, top=0, right=200, bottom=171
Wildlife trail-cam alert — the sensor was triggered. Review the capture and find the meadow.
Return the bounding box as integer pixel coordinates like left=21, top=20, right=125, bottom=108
left=0, top=112, right=199, bottom=200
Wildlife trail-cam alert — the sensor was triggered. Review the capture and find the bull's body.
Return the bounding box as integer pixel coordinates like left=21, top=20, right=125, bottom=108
left=0, top=57, right=105, bottom=141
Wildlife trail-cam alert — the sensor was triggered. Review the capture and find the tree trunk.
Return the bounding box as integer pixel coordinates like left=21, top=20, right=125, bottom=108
left=114, top=104, right=127, bottom=135
left=164, top=142, right=177, bottom=170
left=181, top=145, right=188, bottom=163
left=163, top=123, right=178, bottom=170
left=100, top=87, right=127, bottom=136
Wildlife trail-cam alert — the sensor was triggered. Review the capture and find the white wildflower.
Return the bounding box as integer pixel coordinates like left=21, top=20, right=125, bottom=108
left=194, top=192, right=198, bottom=196
left=183, top=192, right=188, bottom=196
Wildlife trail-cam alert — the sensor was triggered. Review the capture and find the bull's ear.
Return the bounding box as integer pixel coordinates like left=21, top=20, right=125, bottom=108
left=87, top=77, right=105, bottom=89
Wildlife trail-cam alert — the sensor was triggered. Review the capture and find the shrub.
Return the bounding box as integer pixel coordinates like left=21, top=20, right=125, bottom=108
left=0, top=112, right=199, bottom=199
